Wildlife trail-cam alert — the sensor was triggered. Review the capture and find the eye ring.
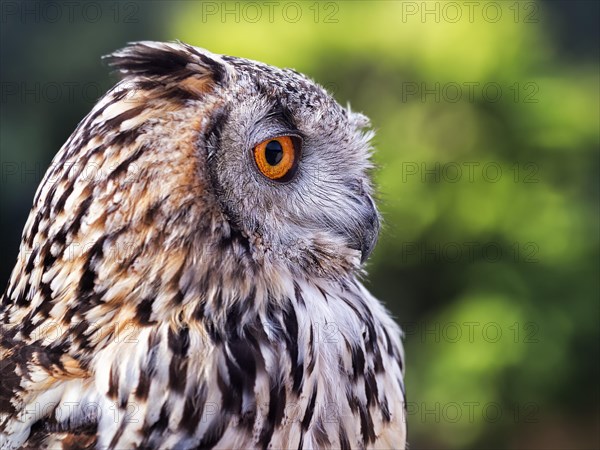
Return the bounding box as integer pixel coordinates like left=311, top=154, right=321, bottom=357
left=253, top=135, right=300, bottom=182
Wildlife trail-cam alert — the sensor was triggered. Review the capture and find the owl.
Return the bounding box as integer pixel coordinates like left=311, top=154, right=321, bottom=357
left=0, top=41, right=406, bottom=449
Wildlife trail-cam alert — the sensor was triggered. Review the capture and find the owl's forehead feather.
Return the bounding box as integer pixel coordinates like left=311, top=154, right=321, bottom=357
left=222, top=55, right=335, bottom=106
left=222, top=57, right=370, bottom=139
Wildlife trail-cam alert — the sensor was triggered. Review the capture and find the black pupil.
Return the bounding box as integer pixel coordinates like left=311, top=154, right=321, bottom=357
left=265, top=140, right=284, bottom=166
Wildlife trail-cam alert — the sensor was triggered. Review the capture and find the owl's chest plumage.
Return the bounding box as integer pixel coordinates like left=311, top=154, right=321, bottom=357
left=16, top=277, right=405, bottom=450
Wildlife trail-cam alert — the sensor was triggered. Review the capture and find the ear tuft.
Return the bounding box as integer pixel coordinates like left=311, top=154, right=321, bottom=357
left=104, top=41, right=234, bottom=86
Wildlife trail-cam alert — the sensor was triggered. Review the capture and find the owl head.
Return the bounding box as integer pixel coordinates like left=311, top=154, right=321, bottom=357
left=101, top=42, right=380, bottom=284
left=17, top=40, right=379, bottom=317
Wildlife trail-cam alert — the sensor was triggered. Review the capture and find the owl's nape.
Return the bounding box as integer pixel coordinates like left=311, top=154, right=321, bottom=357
left=0, top=42, right=406, bottom=449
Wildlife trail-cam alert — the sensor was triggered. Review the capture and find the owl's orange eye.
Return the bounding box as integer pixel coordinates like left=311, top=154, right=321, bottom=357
left=253, top=136, right=299, bottom=182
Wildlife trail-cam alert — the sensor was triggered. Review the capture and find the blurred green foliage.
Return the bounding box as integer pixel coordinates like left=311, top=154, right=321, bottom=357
left=1, top=1, right=597, bottom=448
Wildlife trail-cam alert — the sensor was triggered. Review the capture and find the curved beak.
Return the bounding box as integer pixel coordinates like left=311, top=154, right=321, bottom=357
left=348, top=196, right=380, bottom=264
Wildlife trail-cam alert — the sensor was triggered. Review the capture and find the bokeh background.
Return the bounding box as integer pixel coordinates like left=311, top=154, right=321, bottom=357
left=1, top=1, right=598, bottom=448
